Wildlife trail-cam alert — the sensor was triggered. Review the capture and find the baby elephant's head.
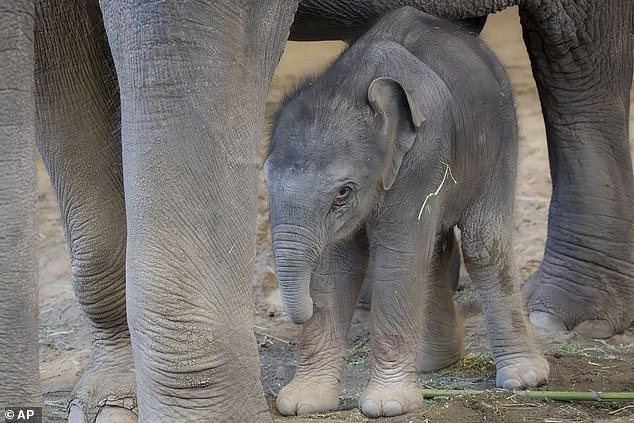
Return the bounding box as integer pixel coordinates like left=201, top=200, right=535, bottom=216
left=264, top=74, right=425, bottom=324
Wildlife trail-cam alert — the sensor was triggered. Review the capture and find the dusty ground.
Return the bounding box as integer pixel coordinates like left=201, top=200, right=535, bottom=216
left=37, top=8, right=634, bottom=422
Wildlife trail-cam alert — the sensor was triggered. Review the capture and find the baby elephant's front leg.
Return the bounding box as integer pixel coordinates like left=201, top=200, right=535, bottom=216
left=461, top=209, right=549, bottom=389
left=277, top=235, right=367, bottom=416
left=359, top=226, right=431, bottom=418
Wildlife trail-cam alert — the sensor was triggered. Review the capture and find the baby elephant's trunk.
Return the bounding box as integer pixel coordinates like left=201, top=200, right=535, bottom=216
left=271, top=224, right=320, bottom=324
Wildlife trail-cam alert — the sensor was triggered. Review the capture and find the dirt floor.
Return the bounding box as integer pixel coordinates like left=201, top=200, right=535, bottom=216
left=37, top=8, right=634, bottom=423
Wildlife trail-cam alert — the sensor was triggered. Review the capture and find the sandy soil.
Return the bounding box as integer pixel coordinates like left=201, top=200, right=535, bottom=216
left=37, top=8, right=634, bottom=422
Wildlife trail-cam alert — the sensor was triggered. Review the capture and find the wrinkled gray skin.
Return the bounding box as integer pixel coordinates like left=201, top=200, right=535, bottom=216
left=3, top=1, right=297, bottom=422
left=0, top=0, right=631, bottom=421
left=265, top=9, right=549, bottom=417
left=0, top=0, right=41, bottom=411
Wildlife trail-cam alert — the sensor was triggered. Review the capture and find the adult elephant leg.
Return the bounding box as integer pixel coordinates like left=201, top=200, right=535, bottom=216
left=0, top=0, right=41, bottom=410
left=99, top=1, right=298, bottom=420
left=277, top=233, right=368, bottom=416
left=35, top=2, right=136, bottom=422
left=520, top=1, right=634, bottom=338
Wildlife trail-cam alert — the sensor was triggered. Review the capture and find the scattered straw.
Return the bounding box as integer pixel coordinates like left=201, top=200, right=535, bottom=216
left=609, top=404, right=634, bottom=415
left=254, top=326, right=291, bottom=345
left=417, top=162, right=457, bottom=220
left=44, top=400, right=67, bottom=409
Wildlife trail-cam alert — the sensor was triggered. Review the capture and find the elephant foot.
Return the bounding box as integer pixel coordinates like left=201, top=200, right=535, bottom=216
left=359, top=376, right=423, bottom=418
left=495, top=353, right=549, bottom=390
left=276, top=374, right=340, bottom=416
left=67, top=342, right=137, bottom=423
left=68, top=403, right=137, bottom=423
left=524, top=261, right=634, bottom=338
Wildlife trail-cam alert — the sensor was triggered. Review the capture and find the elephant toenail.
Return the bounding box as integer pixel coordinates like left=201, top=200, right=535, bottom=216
left=67, top=403, right=83, bottom=423
left=297, top=404, right=315, bottom=415
left=276, top=398, right=294, bottom=415
left=361, top=399, right=381, bottom=418
left=383, top=400, right=403, bottom=416
left=524, top=370, right=538, bottom=386
left=574, top=319, right=613, bottom=339
left=502, top=378, right=522, bottom=390
left=94, top=406, right=138, bottom=423
left=529, top=311, right=567, bottom=331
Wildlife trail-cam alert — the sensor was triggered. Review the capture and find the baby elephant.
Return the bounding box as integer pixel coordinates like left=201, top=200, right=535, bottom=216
left=264, top=7, right=549, bottom=419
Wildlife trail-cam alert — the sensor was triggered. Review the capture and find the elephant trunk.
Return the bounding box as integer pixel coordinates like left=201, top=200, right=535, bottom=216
left=271, top=224, right=321, bottom=324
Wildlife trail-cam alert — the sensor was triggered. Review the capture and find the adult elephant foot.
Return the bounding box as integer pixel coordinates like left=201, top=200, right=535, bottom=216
left=67, top=342, right=137, bottom=423
left=524, top=260, right=634, bottom=339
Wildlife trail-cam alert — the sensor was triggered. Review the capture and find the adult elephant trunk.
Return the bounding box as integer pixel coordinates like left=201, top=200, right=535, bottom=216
left=271, top=224, right=321, bottom=324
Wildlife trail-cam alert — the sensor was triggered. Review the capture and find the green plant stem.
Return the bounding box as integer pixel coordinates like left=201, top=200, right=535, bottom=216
left=422, top=389, right=634, bottom=401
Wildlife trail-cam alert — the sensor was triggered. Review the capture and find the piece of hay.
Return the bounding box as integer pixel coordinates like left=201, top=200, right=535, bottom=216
left=422, top=388, right=634, bottom=401
left=417, top=162, right=457, bottom=220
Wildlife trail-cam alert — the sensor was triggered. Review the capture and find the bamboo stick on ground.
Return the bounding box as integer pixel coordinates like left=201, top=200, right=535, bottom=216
left=422, top=389, right=634, bottom=401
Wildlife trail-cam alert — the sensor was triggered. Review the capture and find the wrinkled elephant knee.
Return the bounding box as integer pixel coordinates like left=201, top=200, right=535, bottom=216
left=69, top=228, right=128, bottom=332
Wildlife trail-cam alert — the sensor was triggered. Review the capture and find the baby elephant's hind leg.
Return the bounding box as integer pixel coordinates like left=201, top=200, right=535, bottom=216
left=460, top=205, right=549, bottom=389
left=276, top=233, right=368, bottom=416
left=417, top=228, right=464, bottom=372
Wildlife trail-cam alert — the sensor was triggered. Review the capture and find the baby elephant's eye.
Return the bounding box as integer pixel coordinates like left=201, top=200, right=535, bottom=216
left=333, top=186, right=352, bottom=207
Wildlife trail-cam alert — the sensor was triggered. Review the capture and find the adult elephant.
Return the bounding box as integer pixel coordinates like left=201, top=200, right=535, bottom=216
left=0, top=1, right=631, bottom=422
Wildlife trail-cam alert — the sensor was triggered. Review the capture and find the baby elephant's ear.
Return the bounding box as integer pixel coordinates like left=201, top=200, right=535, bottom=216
left=368, top=77, right=426, bottom=190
